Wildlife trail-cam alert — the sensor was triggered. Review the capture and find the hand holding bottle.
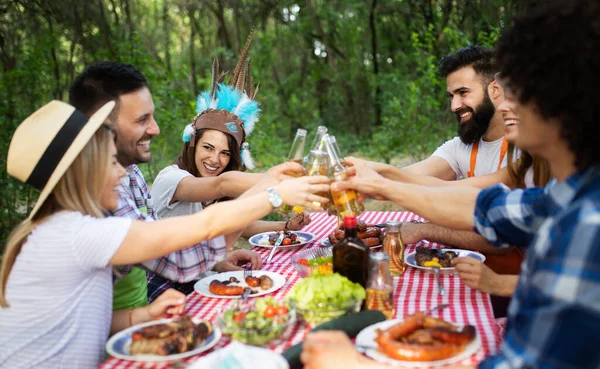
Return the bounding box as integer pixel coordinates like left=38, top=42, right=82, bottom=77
left=273, top=175, right=331, bottom=212
left=332, top=157, right=388, bottom=201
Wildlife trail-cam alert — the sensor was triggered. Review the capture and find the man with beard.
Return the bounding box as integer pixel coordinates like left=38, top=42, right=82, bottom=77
left=68, top=62, right=266, bottom=309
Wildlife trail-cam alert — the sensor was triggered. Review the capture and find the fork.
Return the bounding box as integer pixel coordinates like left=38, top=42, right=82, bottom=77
left=240, top=269, right=252, bottom=302
left=244, top=268, right=252, bottom=278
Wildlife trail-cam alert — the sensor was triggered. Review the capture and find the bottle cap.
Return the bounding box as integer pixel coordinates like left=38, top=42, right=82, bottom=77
left=343, top=214, right=357, bottom=228
left=369, top=252, right=390, bottom=261
left=296, top=128, right=307, bottom=136
left=385, top=220, right=402, bottom=233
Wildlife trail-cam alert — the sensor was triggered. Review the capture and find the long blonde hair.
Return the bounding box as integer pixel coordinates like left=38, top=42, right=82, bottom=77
left=0, top=127, right=114, bottom=307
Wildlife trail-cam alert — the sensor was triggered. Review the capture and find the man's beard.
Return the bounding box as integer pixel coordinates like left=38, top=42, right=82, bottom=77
left=456, top=96, right=496, bottom=145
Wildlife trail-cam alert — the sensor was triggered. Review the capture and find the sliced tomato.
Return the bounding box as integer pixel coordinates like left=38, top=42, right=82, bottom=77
left=264, top=305, right=277, bottom=318
left=276, top=305, right=289, bottom=315
left=282, top=238, right=292, bottom=246
left=233, top=312, right=246, bottom=322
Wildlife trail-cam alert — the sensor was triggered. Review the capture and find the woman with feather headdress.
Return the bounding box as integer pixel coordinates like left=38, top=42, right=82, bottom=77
left=149, top=30, right=311, bottom=299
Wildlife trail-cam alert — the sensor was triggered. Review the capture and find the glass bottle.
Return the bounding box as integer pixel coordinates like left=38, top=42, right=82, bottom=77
left=366, top=252, right=395, bottom=319
left=324, top=135, right=363, bottom=221
left=330, top=136, right=365, bottom=214
left=302, top=126, right=328, bottom=169
left=278, top=129, right=308, bottom=216
left=333, top=215, right=370, bottom=291
left=382, top=220, right=405, bottom=276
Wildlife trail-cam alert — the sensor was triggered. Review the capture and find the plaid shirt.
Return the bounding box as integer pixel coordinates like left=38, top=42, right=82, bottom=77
left=111, top=165, right=226, bottom=283
left=474, top=165, right=600, bottom=369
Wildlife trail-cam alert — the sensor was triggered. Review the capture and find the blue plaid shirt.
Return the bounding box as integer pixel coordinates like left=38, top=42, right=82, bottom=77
left=111, top=165, right=227, bottom=283
left=474, top=165, right=600, bottom=369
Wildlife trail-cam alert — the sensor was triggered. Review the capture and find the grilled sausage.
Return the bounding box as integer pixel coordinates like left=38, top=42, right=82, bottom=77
left=362, top=237, right=381, bottom=247
left=208, top=280, right=245, bottom=296
left=358, top=227, right=381, bottom=239
left=245, top=276, right=261, bottom=287
left=375, top=313, right=475, bottom=362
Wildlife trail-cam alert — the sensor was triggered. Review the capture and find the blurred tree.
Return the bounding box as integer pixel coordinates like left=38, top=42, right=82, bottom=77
left=0, top=0, right=518, bottom=246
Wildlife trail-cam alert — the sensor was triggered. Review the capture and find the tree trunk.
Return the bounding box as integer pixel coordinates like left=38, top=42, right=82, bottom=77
left=369, top=0, right=381, bottom=127
left=163, top=0, right=172, bottom=72
left=189, top=8, right=198, bottom=94
left=213, top=0, right=232, bottom=50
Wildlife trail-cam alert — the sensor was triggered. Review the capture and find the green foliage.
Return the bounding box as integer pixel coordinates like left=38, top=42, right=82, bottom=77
left=0, top=0, right=510, bottom=248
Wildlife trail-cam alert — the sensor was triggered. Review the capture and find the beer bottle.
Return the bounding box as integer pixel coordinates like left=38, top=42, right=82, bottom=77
left=324, top=136, right=363, bottom=221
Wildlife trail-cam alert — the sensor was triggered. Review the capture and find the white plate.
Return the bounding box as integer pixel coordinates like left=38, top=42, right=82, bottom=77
left=249, top=231, right=315, bottom=249
left=355, top=319, right=481, bottom=367
left=319, top=237, right=382, bottom=249
left=187, top=341, right=289, bottom=369
left=106, top=317, right=221, bottom=362
left=405, top=249, right=486, bottom=274
left=194, top=270, right=286, bottom=299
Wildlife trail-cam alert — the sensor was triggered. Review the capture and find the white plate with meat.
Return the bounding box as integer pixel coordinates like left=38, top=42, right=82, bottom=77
left=355, top=316, right=481, bottom=367
left=405, top=247, right=486, bottom=274
left=249, top=231, right=315, bottom=249
left=106, top=316, right=221, bottom=362
left=194, top=270, right=286, bottom=299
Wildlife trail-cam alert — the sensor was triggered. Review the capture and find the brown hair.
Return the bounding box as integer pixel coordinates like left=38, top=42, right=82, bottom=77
left=175, top=128, right=243, bottom=177
left=1, top=127, right=114, bottom=307
left=506, top=143, right=552, bottom=188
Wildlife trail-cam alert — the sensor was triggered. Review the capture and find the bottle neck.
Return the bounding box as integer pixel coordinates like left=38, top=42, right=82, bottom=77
left=344, top=226, right=359, bottom=238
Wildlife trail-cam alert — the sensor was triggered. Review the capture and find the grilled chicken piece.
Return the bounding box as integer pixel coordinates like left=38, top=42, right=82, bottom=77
left=130, top=317, right=213, bottom=356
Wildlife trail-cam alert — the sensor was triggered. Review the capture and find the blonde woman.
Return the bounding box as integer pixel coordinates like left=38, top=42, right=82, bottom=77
left=0, top=101, right=329, bottom=369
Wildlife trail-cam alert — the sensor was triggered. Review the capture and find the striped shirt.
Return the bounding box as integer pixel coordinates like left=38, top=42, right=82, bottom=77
left=0, top=211, right=131, bottom=368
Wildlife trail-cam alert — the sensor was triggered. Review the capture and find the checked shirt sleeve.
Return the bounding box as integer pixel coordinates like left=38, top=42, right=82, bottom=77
left=479, top=207, right=600, bottom=369
left=140, top=234, right=228, bottom=283
left=473, top=184, right=547, bottom=248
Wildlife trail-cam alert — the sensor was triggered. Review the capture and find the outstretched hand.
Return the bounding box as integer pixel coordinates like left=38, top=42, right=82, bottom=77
left=274, top=175, right=331, bottom=212
left=146, top=288, right=187, bottom=320
left=301, top=331, right=382, bottom=369
left=331, top=157, right=387, bottom=201
left=214, top=249, right=263, bottom=271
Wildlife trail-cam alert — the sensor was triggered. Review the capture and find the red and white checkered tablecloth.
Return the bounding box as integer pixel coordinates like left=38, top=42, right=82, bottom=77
left=99, top=211, right=499, bottom=369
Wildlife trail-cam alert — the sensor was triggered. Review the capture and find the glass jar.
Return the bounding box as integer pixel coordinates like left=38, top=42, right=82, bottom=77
left=383, top=220, right=405, bottom=276
left=366, top=252, right=395, bottom=319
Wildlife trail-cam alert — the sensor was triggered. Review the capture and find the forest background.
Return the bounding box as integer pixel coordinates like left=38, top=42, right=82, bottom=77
left=0, top=0, right=525, bottom=246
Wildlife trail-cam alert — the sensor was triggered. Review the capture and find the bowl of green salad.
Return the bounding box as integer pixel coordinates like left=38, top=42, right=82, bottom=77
left=286, top=273, right=365, bottom=326
left=218, top=297, right=296, bottom=346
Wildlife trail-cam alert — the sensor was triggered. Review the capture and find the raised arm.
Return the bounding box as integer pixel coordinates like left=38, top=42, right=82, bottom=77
left=110, top=175, right=330, bottom=265
left=173, top=170, right=264, bottom=203
left=345, top=157, right=515, bottom=189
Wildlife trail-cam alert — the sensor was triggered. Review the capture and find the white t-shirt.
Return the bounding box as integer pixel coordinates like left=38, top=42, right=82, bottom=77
left=0, top=211, right=131, bottom=369
left=432, top=136, right=508, bottom=179
left=151, top=165, right=204, bottom=219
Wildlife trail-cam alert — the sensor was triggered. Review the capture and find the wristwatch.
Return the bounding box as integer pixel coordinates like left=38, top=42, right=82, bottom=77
left=266, top=187, right=283, bottom=210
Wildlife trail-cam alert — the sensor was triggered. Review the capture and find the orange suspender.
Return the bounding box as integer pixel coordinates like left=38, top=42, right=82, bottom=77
left=467, top=136, right=508, bottom=178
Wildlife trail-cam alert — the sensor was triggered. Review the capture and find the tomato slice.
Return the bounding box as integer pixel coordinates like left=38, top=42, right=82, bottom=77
left=264, top=305, right=277, bottom=318
left=276, top=305, right=289, bottom=315
left=282, top=238, right=292, bottom=246
left=233, top=312, right=246, bottom=322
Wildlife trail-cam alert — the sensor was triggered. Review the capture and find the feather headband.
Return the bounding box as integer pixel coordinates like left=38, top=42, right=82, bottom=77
left=182, top=28, right=260, bottom=170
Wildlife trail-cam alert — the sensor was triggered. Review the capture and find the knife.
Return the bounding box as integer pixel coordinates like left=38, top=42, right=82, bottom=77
left=265, top=231, right=285, bottom=264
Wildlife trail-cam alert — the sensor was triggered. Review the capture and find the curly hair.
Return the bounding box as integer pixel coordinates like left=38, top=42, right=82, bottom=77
left=438, top=46, right=497, bottom=87
left=496, top=0, right=600, bottom=169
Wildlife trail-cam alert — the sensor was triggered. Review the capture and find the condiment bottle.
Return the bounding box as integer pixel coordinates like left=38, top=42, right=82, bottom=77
left=382, top=220, right=405, bottom=276
left=366, top=252, right=395, bottom=319
left=333, top=214, right=369, bottom=290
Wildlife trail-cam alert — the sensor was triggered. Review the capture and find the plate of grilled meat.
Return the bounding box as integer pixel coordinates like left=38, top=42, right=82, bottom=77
left=106, top=316, right=220, bottom=362
left=249, top=230, right=315, bottom=249
left=194, top=270, right=286, bottom=299
left=405, top=246, right=485, bottom=274
left=355, top=312, right=480, bottom=367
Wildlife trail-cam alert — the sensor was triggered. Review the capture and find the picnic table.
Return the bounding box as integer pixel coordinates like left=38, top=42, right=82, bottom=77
left=98, top=211, right=501, bottom=369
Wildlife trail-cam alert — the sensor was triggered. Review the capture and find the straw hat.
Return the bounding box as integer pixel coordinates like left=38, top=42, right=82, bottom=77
left=7, top=100, right=116, bottom=219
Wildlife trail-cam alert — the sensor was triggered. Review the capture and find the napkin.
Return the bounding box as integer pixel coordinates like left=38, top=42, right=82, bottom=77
left=282, top=310, right=386, bottom=369
left=188, top=341, right=289, bottom=369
